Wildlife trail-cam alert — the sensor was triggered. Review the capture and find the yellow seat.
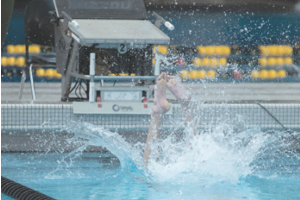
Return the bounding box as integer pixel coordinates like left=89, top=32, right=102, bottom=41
left=258, top=58, right=268, bottom=66
left=7, top=57, right=16, bottom=66
left=215, top=46, right=222, bottom=55
left=28, top=45, right=35, bottom=53
left=210, top=58, right=218, bottom=67
left=189, top=70, right=198, bottom=79
left=152, top=58, right=155, bottom=65
left=36, top=68, right=45, bottom=77
left=197, top=46, right=207, bottom=56
left=153, top=46, right=168, bottom=55
left=275, top=57, right=284, bottom=65
left=250, top=70, right=259, bottom=78
left=282, top=46, right=293, bottom=55
left=180, top=70, right=189, bottom=79
left=14, top=45, right=26, bottom=53
left=202, top=58, right=210, bottom=66
left=220, top=46, right=231, bottom=56
left=193, top=58, right=202, bottom=66
left=218, top=58, right=227, bottom=67
left=277, top=46, right=284, bottom=56
left=15, top=57, right=26, bottom=67
left=206, top=46, right=215, bottom=56
left=269, top=46, right=277, bottom=57
left=130, top=73, right=136, bottom=76
left=6, top=45, right=15, bottom=53
left=267, top=58, right=276, bottom=66
left=283, top=57, right=293, bottom=64
left=14, top=45, right=21, bottom=53
left=277, top=70, right=287, bottom=78
left=259, top=70, right=268, bottom=79
left=1, top=57, right=7, bottom=66
left=197, top=70, right=206, bottom=79
left=108, top=73, right=116, bottom=76
left=29, top=45, right=41, bottom=53
left=259, top=46, right=269, bottom=56
left=34, top=45, right=41, bottom=53
left=119, top=73, right=129, bottom=76
left=268, top=70, right=277, bottom=79
left=53, top=70, right=62, bottom=78
left=45, top=69, right=55, bottom=77
left=207, top=70, right=215, bottom=78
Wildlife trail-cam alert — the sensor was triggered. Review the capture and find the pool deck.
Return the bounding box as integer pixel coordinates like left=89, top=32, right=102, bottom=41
left=2, top=82, right=300, bottom=103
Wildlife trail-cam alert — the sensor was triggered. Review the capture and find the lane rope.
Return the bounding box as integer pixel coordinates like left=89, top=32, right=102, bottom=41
left=1, top=176, right=56, bottom=200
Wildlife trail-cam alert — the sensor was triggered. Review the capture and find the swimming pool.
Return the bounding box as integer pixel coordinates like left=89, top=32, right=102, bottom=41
left=2, top=122, right=300, bottom=200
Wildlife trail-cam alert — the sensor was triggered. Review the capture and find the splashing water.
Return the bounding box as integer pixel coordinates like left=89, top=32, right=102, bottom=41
left=65, top=118, right=299, bottom=187
left=46, top=85, right=299, bottom=199
left=2, top=99, right=299, bottom=199
left=67, top=122, right=145, bottom=174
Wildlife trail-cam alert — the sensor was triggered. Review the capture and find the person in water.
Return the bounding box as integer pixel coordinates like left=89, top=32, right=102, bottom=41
left=143, top=72, right=194, bottom=166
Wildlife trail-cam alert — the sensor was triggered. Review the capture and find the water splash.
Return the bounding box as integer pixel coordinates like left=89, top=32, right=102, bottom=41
left=61, top=118, right=299, bottom=186
left=44, top=84, right=300, bottom=185
left=67, top=122, right=146, bottom=174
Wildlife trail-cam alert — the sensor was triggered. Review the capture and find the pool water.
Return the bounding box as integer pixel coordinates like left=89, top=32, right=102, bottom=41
left=2, top=122, right=300, bottom=200
left=2, top=151, right=300, bottom=200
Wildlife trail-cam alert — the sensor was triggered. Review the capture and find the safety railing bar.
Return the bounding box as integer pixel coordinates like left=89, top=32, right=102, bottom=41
left=70, top=72, right=158, bottom=80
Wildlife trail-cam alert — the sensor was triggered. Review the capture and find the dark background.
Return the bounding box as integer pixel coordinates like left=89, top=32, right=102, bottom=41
left=3, top=0, right=300, bottom=47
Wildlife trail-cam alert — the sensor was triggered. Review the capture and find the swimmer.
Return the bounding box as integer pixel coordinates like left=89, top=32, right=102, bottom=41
left=143, top=72, right=194, bottom=166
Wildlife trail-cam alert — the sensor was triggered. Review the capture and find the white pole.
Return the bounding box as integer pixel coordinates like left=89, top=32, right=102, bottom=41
left=154, top=49, right=160, bottom=98
left=89, top=53, right=95, bottom=102
left=154, top=49, right=160, bottom=76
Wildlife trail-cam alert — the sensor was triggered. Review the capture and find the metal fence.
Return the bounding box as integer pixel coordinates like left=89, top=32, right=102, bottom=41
left=1, top=103, right=300, bottom=131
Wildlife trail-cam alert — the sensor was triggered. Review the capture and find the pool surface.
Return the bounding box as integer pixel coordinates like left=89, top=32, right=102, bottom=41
left=2, top=123, right=300, bottom=200
left=2, top=151, right=300, bottom=200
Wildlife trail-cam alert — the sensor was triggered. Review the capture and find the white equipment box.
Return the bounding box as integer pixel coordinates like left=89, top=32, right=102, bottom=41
left=73, top=86, right=172, bottom=115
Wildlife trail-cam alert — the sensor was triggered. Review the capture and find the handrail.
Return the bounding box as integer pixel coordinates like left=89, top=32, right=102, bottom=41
left=71, top=72, right=158, bottom=81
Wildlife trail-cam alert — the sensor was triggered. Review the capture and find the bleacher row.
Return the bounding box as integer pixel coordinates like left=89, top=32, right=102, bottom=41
left=153, top=45, right=297, bottom=66
left=2, top=44, right=299, bottom=66
left=1, top=44, right=300, bottom=80
left=178, top=69, right=287, bottom=80
left=5, top=44, right=41, bottom=54
left=1, top=44, right=57, bottom=79
left=3, top=44, right=299, bottom=56
left=154, top=45, right=299, bottom=80
left=154, top=45, right=296, bottom=56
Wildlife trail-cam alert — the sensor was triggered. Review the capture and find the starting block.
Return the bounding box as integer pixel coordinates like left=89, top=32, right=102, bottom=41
left=50, top=0, right=173, bottom=114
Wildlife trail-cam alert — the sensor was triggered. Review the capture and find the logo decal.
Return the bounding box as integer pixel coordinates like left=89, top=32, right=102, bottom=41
left=112, top=104, right=120, bottom=112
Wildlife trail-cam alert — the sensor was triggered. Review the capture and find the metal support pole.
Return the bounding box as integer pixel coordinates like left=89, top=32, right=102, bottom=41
left=18, top=69, right=26, bottom=100
left=154, top=52, right=160, bottom=76
left=61, top=42, right=79, bottom=101
left=89, top=53, right=95, bottom=102
left=29, top=64, right=36, bottom=100
left=154, top=49, right=160, bottom=98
